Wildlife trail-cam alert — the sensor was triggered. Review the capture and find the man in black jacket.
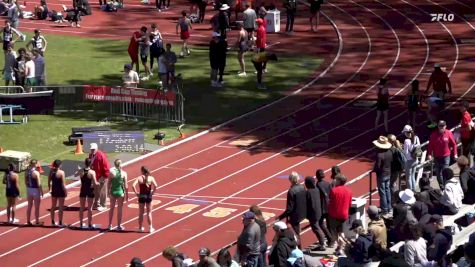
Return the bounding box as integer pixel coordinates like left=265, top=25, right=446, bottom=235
left=428, top=215, right=453, bottom=267
left=209, top=32, right=227, bottom=88
left=316, top=169, right=333, bottom=246
left=278, top=171, right=307, bottom=248
left=268, top=221, right=296, bottom=267
left=304, top=176, right=326, bottom=251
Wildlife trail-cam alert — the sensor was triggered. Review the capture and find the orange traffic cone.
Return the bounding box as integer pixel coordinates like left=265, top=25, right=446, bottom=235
left=159, top=140, right=165, bottom=146
left=36, top=162, right=44, bottom=174
left=180, top=132, right=186, bottom=139
left=75, top=139, right=84, bottom=155
left=0, top=147, right=4, bottom=153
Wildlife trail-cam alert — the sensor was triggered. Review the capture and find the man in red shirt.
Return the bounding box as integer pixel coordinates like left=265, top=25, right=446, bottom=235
left=327, top=174, right=352, bottom=255
left=255, top=18, right=267, bottom=66
left=459, top=101, right=473, bottom=159
left=89, top=143, right=111, bottom=211
left=427, top=120, right=457, bottom=190
left=425, top=63, right=452, bottom=100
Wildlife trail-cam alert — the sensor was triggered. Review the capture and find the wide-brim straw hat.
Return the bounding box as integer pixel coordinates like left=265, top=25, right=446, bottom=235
left=373, top=136, right=392, bottom=149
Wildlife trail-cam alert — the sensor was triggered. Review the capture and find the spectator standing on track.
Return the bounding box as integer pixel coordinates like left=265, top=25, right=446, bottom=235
left=372, top=136, right=393, bottom=215
left=32, top=49, right=46, bottom=86
left=209, top=31, right=227, bottom=87
left=243, top=4, right=256, bottom=46
left=138, top=26, right=152, bottom=80
left=217, top=248, right=240, bottom=267
left=88, top=142, right=110, bottom=211
left=388, top=134, right=405, bottom=194
left=164, top=43, right=177, bottom=85
left=198, top=0, right=207, bottom=23
left=278, top=171, right=306, bottom=248
left=25, top=159, right=43, bottom=226
left=427, top=215, right=453, bottom=267
left=458, top=156, right=475, bottom=204
left=133, top=166, right=157, bottom=233
left=107, top=159, right=128, bottom=231
left=128, top=28, right=142, bottom=73
left=14, top=47, right=26, bottom=86
left=8, top=0, right=22, bottom=29
left=367, top=205, right=387, bottom=259
left=177, top=10, right=192, bottom=57
left=3, top=163, right=20, bottom=224
left=249, top=205, right=268, bottom=267
left=304, top=176, right=326, bottom=251
left=149, top=23, right=163, bottom=73
left=425, top=63, right=452, bottom=101
left=197, top=247, right=220, bottom=267
left=327, top=174, right=352, bottom=255
left=218, top=4, right=230, bottom=39
left=3, top=44, right=17, bottom=86
left=48, top=159, right=67, bottom=227
left=315, top=169, right=333, bottom=246
left=374, top=78, right=389, bottom=133
left=402, top=125, right=421, bottom=191
left=268, top=221, right=296, bottom=267
left=434, top=168, right=463, bottom=215
left=309, top=0, right=323, bottom=32
left=26, top=29, right=47, bottom=55
left=237, top=211, right=261, bottom=267
left=330, top=165, right=341, bottom=187
left=427, top=120, right=457, bottom=190
left=283, top=0, right=296, bottom=32
left=459, top=101, right=473, bottom=159
left=123, top=63, right=140, bottom=88
left=406, top=80, right=421, bottom=127
left=76, top=158, right=99, bottom=229
left=236, top=22, right=248, bottom=76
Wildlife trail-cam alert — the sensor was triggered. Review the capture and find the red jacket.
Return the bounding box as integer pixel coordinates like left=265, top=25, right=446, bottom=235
left=88, top=150, right=110, bottom=179
left=256, top=18, right=266, bottom=49
left=328, top=185, right=352, bottom=220
left=428, top=129, right=457, bottom=158
left=460, top=111, right=473, bottom=140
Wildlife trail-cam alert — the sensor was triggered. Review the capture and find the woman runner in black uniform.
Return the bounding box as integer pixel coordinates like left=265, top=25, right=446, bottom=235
left=76, top=158, right=99, bottom=229
left=132, top=166, right=157, bottom=233
left=3, top=164, right=20, bottom=224
left=309, top=0, right=323, bottom=32
left=374, top=78, right=389, bottom=133
left=48, top=159, right=67, bottom=227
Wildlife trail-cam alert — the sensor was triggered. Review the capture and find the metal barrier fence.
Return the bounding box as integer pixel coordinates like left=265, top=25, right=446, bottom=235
left=14, top=82, right=186, bottom=126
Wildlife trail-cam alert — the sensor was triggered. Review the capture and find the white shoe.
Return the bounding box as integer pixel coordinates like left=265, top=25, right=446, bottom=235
left=97, top=206, right=106, bottom=212
left=149, top=227, right=155, bottom=233
left=139, top=227, right=144, bottom=232
left=117, top=225, right=125, bottom=231
left=107, top=225, right=112, bottom=231
left=141, top=76, right=150, bottom=81
left=211, top=81, right=219, bottom=87
left=238, top=72, right=247, bottom=77
left=263, top=69, right=268, bottom=73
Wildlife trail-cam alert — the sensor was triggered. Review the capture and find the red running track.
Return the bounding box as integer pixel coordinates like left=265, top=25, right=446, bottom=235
left=1, top=0, right=475, bottom=266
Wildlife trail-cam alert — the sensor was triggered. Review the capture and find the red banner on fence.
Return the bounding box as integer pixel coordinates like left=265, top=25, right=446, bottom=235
left=83, top=85, right=176, bottom=106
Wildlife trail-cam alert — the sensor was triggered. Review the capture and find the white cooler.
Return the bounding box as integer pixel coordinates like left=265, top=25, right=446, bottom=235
left=265, top=10, right=281, bottom=33
left=0, top=150, right=32, bottom=172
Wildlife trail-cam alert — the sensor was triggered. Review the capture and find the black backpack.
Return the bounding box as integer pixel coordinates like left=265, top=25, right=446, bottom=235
left=392, top=148, right=407, bottom=172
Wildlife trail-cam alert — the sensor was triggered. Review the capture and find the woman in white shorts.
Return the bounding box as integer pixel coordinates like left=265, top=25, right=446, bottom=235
left=25, top=159, right=44, bottom=226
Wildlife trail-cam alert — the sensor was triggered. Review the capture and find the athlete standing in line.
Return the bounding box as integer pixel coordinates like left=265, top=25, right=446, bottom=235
left=25, top=160, right=44, bottom=226
left=133, top=166, right=157, bottom=233
left=76, top=158, right=99, bottom=229
left=176, top=10, right=192, bottom=57
left=48, top=159, right=67, bottom=227
left=107, top=159, right=128, bottom=231
left=3, top=164, right=20, bottom=224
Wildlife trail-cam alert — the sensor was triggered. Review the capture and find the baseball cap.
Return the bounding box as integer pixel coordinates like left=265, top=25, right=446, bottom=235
left=129, top=257, right=144, bottom=267
left=367, top=205, right=379, bottom=217
left=429, top=214, right=443, bottom=224
left=90, top=143, right=98, bottom=150
left=402, top=125, right=413, bottom=133
left=34, top=29, right=41, bottom=33
left=242, top=211, right=255, bottom=220
left=124, top=63, right=132, bottom=70
left=198, top=247, right=210, bottom=256
left=273, top=221, right=287, bottom=231
left=287, top=249, right=304, bottom=265
left=350, top=219, right=363, bottom=230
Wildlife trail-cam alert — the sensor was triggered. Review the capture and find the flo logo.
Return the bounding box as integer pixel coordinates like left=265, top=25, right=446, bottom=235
left=430, top=13, right=455, bottom=22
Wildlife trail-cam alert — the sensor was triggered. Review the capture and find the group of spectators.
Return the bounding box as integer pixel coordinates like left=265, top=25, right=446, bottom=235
left=2, top=23, right=46, bottom=88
